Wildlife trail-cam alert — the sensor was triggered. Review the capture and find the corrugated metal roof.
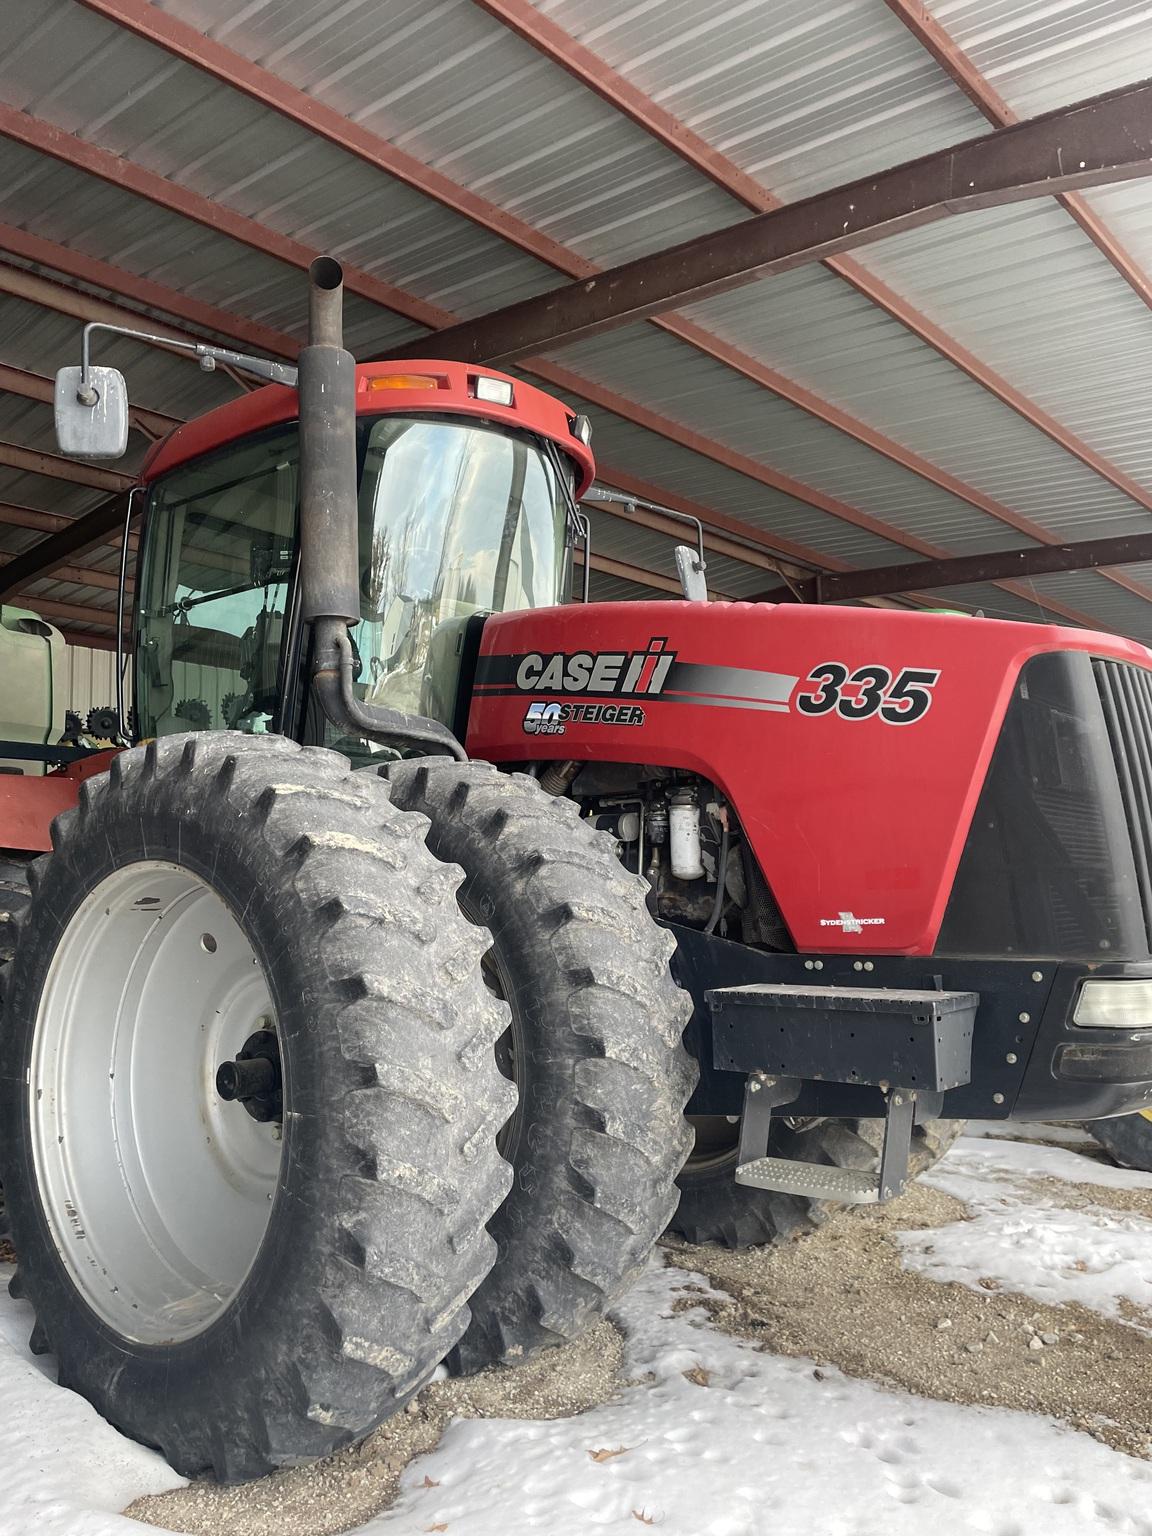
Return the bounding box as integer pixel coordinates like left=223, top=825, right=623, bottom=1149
left=683, top=265, right=1152, bottom=541
left=538, top=0, right=990, bottom=199
left=159, top=0, right=748, bottom=266
left=0, top=0, right=1149, bottom=647
left=852, top=200, right=1152, bottom=498
left=4, top=0, right=562, bottom=317
left=935, top=0, right=1152, bottom=115
left=549, top=322, right=1134, bottom=558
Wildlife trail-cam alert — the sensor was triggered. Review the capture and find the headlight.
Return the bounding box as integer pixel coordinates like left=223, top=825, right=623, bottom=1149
left=1073, top=979, right=1152, bottom=1028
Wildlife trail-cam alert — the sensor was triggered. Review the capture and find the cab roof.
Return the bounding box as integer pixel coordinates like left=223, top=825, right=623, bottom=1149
left=142, top=360, right=596, bottom=498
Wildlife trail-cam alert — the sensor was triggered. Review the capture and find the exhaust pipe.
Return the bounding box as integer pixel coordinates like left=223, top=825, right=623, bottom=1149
left=301, top=258, right=465, bottom=759
left=299, top=256, right=360, bottom=628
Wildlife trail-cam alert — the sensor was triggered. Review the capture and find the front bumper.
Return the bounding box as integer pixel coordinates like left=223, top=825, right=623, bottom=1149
left=669, top=925, right=1152, bottom=1122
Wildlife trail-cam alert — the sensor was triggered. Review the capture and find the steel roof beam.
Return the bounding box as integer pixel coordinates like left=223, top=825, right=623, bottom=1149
left=881, top=0, right=1152, bottom=311
left=0, top=491, right=130, bottom=601
left=391, top=77, right=1152, bottom=361
left=574, top=548, right=733, bottom=600
left=0, top=554, right=127, bottom=592
left=760, top=529, right=1152, bottom=606
left=0, top=442, right=132, bottom=493
left=52, top=627, right=118, bottom=650
left=17, top=595, right=121, bottom=629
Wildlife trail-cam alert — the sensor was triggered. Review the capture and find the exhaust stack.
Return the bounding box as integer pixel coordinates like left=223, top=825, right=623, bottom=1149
left=301, top=258, right=465, bottom=759
left=299, top=257, right=360, bottom=626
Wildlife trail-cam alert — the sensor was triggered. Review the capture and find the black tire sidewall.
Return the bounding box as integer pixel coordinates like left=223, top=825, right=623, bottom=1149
left=1089, top=1113, right=1152, bottom=1171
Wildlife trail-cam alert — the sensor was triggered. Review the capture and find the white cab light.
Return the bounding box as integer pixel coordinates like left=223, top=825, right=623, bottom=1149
left=474, top=376, right=514, bottom=406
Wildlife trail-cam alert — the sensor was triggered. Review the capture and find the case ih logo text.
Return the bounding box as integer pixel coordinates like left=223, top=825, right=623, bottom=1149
left=515, top=638, right=676, bottom=696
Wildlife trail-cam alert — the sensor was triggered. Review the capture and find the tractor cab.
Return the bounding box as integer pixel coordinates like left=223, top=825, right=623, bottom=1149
left=130, top=363, right=595, bottom=749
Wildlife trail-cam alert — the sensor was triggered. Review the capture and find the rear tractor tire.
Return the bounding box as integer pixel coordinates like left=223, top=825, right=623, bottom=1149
left=670, top=1114, right=966, bottom=1249
left=385, top=760, right=696, bottom=1373
left=0, top=733, right=515, bottom=1481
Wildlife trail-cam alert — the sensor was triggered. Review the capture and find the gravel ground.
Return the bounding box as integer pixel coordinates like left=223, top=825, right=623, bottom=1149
left=668, top=1172, right=1152, bottom=1461
left=118, top=1125, right=1152, bottom=1534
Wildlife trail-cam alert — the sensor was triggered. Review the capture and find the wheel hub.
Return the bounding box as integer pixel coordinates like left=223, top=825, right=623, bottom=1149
left=217, top=1028, right=282, bottom=1123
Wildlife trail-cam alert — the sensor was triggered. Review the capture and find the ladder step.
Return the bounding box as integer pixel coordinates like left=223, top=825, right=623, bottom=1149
left=735, top=1155, right=882, bottom=1204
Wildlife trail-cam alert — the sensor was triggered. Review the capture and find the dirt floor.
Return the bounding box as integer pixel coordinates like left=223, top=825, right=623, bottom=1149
left=124, top=1126, right=1152, bottom=1536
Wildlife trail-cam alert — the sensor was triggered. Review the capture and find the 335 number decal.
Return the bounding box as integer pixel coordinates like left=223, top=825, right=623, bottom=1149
left=795, top=663, right=940, bottom=725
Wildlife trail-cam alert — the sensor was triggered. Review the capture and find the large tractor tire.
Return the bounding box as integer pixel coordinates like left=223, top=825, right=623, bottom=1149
left=0, top=857, right=32, bottom=962
left=385, top=760, right=695, bottom=1373
left=0, top=858, right=32, bottom=1241
left=0, top=733, right=515, bottom=1481
left=1087, top=1111, right=1152, bottom=1171
left=670, top=1114, right=966, bottom=1249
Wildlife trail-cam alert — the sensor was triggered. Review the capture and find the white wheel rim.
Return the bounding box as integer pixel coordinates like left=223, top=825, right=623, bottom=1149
left=30, top=861, right=282, bottom=1344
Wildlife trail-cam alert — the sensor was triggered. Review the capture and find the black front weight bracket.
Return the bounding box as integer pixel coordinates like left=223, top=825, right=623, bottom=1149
left=711, top=984, right=977, bottom=1205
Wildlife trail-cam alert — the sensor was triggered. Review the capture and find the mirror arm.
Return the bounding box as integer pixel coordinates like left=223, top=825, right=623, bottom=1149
left=78, top=322, right=298, bottom=399
left=582, top=485, right=709, bottom=600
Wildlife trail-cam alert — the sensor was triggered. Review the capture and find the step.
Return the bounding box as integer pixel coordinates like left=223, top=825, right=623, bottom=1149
left=734, top=1156, right=883, bottom=1203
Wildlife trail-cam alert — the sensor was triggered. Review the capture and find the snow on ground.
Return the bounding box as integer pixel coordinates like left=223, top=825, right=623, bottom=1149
left=0, top=1265, right=184, bottom=1534
left=374, top=1263, right=1152, bottom=1536
left=900, top=1135, right=1152, bottom=1326
left=4, top=1130, right=1152, bottom=1536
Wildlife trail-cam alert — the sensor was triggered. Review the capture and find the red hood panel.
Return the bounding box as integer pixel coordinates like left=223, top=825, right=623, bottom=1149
left=466, top=601, right=1152, bottom=955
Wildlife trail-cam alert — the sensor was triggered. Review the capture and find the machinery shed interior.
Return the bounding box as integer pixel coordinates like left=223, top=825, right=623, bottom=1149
left=0, top=0, right=1150, bottom=651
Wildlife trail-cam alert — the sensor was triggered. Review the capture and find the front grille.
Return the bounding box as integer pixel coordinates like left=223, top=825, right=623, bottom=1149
left=1093, top=659, right=1152, bottom=949
left=939, top=651, right=1149, bottom=961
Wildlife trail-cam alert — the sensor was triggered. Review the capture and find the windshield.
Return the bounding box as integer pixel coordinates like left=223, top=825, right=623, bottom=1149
left=352, top=415, right=568, bottom=722
left=134, top=416, right=569, bottom=741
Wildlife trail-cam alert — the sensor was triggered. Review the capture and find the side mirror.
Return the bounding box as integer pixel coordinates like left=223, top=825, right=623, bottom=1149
left=674, top=543, right=708, bottom=602
left=53, top=366, right=130, bottom=459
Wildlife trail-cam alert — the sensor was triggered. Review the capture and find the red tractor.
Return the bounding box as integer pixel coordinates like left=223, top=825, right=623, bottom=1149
left=2, top=260, right=1151, bottom=1481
